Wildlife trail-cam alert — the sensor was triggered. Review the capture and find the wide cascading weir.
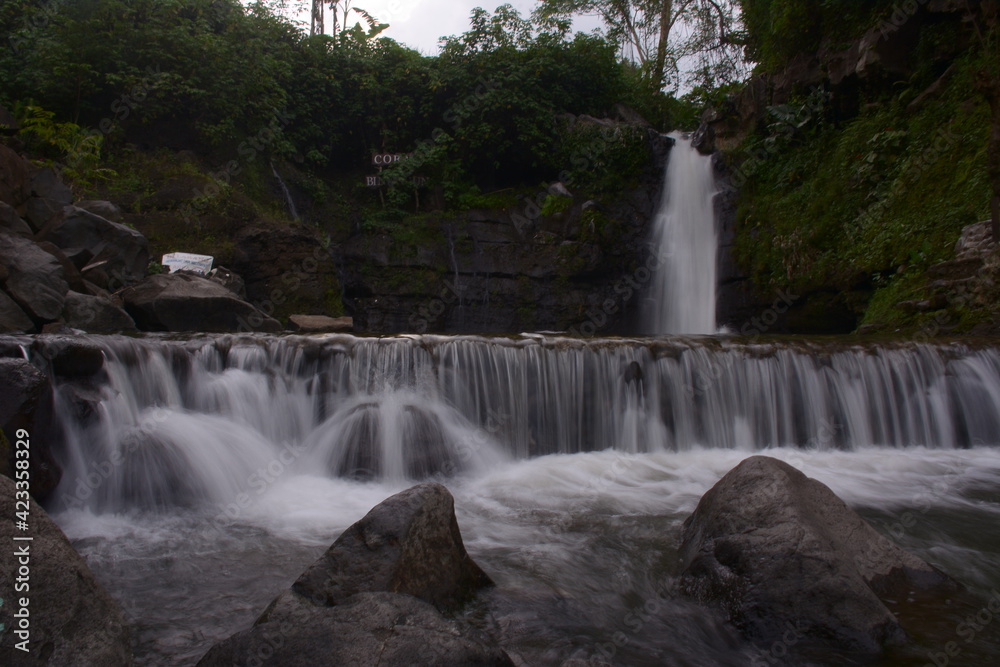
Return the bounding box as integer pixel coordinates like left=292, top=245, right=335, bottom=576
left=26, top=334, right=1000, bottom=513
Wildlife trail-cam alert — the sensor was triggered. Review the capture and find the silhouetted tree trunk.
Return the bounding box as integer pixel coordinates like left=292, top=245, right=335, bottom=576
left=310, top=0, right=323, bottom=36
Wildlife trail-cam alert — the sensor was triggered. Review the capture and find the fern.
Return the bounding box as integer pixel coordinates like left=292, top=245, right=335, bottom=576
left=15, top=104, right=117, bottom=188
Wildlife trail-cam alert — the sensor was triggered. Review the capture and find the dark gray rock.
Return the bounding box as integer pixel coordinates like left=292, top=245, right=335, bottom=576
left=198, top=592, right=512, bottom=667
left=0, top=358, right=63, bottom=498
left=0, top=144, right=30, bottom=212
left=0, top=290, right=33, bottom=333
left=0, top=358, right=47, bottom=430
left=36, top=205, right=148, bottom=288
left=35, top=241, right=87, bottom=294
left=74, top=199, right=123, bottom=223
left=0, top=201, right=33, bottom=238
left=679, top=455, right=955, bottom=657
left=33, top=339, right=105, bottom=378
left=0, top=475, right=133, bottom=665
left=288, top=314, right=353, bottom=333
left=199, top=483, right=508, bottom=666
left=0, top=232, right=68, bottom=322
left=25, top=167, right=73, bottom=230
left=62, top=291, right=136, bottom=333
left=293, top=482, right=493, bottom=611
left=206, top=265, right=246, bottom=298
left=122, top=272, right=282, bottom=333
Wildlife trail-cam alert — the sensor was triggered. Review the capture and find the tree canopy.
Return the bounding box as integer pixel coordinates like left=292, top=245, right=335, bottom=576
left=0, top=1, right=681, bottom=196
left=533, top=0, right=747, bottom=91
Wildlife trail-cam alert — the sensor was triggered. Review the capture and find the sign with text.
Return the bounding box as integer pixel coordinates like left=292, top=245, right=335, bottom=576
left=365, top=175, right=430, bottom=188
left=371, top=153, right=408, bottom=166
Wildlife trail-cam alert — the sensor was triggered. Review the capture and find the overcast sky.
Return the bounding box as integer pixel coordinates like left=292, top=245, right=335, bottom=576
left=285, top=1, right=604, bottom=56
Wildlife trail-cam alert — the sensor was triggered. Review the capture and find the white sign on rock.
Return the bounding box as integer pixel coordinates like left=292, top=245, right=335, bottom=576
left=162, top=252, right=214, bottom=275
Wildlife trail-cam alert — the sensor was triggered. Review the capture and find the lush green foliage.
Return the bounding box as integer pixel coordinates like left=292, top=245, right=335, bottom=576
left=0, top=0, right=667, bottom=203
left=14, top=104, right=115, bottom=186
left=738, top=0, right=896, bottom=71
left=733, top=52, right=991, bottom=327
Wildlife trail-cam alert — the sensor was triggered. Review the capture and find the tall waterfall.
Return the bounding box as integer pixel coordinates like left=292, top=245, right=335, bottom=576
left=31, top=334, right=1000, bottom=513
left=645, top=133, right=719, bottom=334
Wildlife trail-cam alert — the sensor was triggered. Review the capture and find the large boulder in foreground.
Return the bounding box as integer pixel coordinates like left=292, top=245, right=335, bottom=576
left=122, top=272, right=281, bottom=332
left=0, top=475, right=134, bottom=665
left=200, top=483, right=508, bottom=666
left=679, top=456, right=955, bottom=657
left=293, top=482, right=493, bottom=610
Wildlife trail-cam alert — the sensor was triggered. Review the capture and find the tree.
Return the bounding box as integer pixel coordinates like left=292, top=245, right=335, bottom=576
left=533, top=0, right=746, bottom=91
left=307, top=1, right=387, bottom=43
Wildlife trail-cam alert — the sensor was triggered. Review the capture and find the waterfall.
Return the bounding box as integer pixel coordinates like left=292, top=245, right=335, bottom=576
left=645, top=133, right=719, bottom=334
left=30, top=334, right=1000, bottom=513
left=22, top=332, right=1000, bottom=666
left=271, top=160, right=300, bottom=221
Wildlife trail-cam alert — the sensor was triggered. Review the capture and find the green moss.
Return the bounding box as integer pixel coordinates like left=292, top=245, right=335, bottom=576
left=858, top=271, right=924, bottom=330
left=541, top=193, right=572, bottom=217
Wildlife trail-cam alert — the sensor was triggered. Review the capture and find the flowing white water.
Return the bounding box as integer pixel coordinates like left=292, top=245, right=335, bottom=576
left=645, top=133, right=719, bottom=334
left=44, top=334, right=1000, bottom=511
left=56, top=446, right=1000, bottom=665
left=270, top=160, right=299, bottom=221
left=14, top=333, right=1000, bottom=665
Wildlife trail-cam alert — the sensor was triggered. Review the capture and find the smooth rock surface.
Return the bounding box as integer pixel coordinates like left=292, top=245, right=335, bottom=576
left=199, top=483, right=507, bottom=666
left=0, top=201, right=32, bottom=238
left=122, top=272, right=281, bottom=332
left=0, top=143, right=30, bottom=212
left=36, top=205, right=149, bottom=287
left=288, top=314, right=353, bottom=333
left=62, top=291, right=136, bottom=333
left=293, top=482, right=493, bottom=611
left=0, top=290, right=33, bottom=333
left=0, top=475, right=134, bottom=665
left=0, top=232, right=68, bottom=322
left=679, top=455, right=954, bottom=656
left=74, top=199, right=123, bottom=223
left=0, top=358, right=62, bottom=498
left=25, top=167, right=73, bottom=230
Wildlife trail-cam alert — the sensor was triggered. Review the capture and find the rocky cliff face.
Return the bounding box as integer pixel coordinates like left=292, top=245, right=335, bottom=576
left=342, top=128, right=673, bottom=335
left=698, top=0, right=991, bottom=335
